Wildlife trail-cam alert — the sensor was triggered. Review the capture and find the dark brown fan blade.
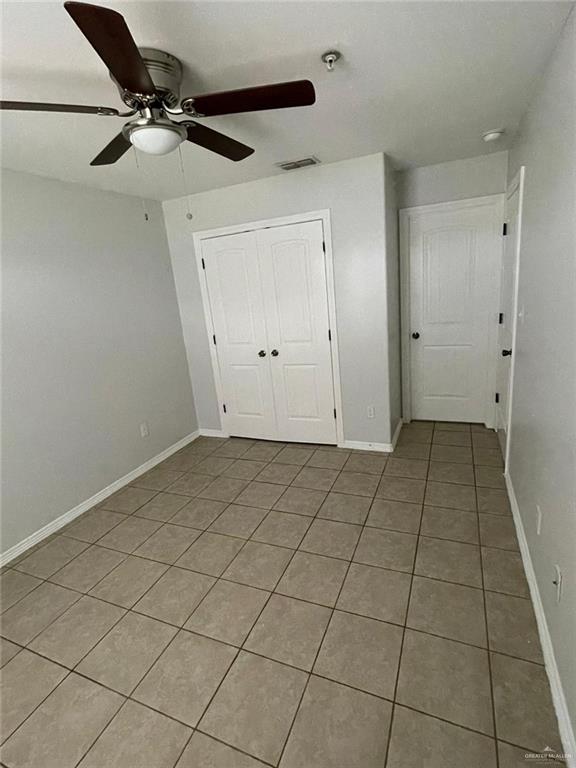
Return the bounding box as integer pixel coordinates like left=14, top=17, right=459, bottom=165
left=64, top=2, right=155, bottom=96
left=182, top=80, right=315, bottom=117
left=184, top=121, right=254, bottom=161
left=1, top=100, right=119, bottom=115
left=90, top=131, right=131, bottom=165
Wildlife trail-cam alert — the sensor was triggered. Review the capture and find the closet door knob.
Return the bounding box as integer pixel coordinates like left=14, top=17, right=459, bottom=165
left=271, top=349, right=279, bottom=357
left=258, top=350, right=266, bottom=357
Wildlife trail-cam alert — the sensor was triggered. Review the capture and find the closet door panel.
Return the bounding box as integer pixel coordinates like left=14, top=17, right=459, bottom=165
left=257, top=221, right=337, bottom=443
left=202, top=232, right=276, bottom=439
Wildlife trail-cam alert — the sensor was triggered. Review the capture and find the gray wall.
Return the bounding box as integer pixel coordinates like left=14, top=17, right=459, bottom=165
left=163, top=153, right=397, bottom=445
left=397, top=151, right=509, bottom=209
left=507, top=10, right=576, bottom=734
left=384, top=155, right=402, bottom=438
left=2, top=170, right=197, bottom=553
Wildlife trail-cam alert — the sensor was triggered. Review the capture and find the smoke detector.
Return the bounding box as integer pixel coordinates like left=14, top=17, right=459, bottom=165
left=483, top=129, right=505, bottom=143
left=321, top=51, right=341, bottom=71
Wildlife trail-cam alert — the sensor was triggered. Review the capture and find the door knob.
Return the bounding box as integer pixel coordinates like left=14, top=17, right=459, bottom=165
left=412, top=332, right=420, bottom=340
left=258, top=350, right=266, bottom=357
left=501, top=349, right=512, bottom=357
left=271, top=349, right=279, bottom=357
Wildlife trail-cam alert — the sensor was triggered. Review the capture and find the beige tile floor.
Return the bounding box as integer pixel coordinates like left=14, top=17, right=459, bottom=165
left=0, top=422, right=564, bottom=768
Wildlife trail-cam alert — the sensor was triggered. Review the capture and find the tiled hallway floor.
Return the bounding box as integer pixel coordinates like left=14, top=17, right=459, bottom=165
left=1, top=422, right=564, bottom=767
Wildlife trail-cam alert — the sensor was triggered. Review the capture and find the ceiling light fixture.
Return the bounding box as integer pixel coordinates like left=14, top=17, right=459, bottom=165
left=482, top=129, right=505, bottom=143
left=126, top=117, right=186, bottom=155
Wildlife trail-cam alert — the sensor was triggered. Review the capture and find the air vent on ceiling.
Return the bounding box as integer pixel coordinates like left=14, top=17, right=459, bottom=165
left=276, top=156, right=321, bottom=171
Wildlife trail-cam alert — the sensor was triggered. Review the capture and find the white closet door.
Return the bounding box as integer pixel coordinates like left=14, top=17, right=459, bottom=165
left=257, top=221, right=337, bottom=443
left=408, top=199, right=502, bottom=423
left=202, top=231, right=277, bottom=440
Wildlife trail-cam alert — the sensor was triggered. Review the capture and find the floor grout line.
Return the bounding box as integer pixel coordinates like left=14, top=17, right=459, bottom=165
left=1, top=636, right=547, bottom=765
left=1, top=587, right=546, bottom=679
left=478, top=507, right=502, bottom=768
left=1, top=427, right=540, bottom=768
left=273, top=458, right=370, bottom=767
left=1, top=474, right=532, bottom=656
left=2, top=544, right=531, bottom=644
left=382, top=419, right=432, bottom=768
left=175, top=510, right=300, bottom=767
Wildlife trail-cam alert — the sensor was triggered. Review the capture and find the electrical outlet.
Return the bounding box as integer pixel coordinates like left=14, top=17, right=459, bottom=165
left=367, top=406, right=375, bottom=419
left=536, top=505, right=543, bottom=535
left=139, top=421, right=150, bottom=438
left=553, top=565, right=562, bottom=603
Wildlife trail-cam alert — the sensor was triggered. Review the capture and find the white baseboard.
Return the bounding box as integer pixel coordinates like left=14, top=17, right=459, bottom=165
left=391, top=418, right=403, bottom=450
left=339, top=440, right=394, bottom=453
left=340, top=421, right=403, bottom=454
left=505, top=472, right=576, bottom=767
left=202, top=427, right=401, bottom=453
left=198, top=428, right=230, bottom=438
left=0, top=430, right=200, bottom=567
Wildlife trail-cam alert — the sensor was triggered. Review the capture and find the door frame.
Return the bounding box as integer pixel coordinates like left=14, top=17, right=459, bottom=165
left=499, top=167, right=525, bottom=469
left=192, top=209, right=345, bottom=445
left=399, top=194, right=505, bottom=426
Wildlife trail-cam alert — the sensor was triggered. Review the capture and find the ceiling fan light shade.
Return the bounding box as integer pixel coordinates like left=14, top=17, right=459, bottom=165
left=129, top=124, right=184, bottom=155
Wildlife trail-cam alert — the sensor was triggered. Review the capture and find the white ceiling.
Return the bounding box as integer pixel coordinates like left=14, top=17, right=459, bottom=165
left=1, top=1, right=572, bottom=200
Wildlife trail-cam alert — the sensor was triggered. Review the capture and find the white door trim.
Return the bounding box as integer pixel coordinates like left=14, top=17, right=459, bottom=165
left=501, top=167, right=525, bottom=469
left=400, top=194, right=505, bottom=425
left=193, top=210, right=344, bottom=445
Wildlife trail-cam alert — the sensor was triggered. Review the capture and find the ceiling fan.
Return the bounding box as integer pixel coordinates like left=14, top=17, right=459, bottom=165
left=0, top=2, right=316, bottom=166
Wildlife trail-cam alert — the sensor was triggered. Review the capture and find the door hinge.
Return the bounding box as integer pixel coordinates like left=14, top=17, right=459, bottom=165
left=502, top=223, right=508, bottom=236
left=333, top=408, right=337, bottom=419
left=201, top=258, right=206, bottom=270
left=212, top=334, right=217, bottom=345
left=495, top=393, right=500, bottom=404
left=328, top=329, right=332, bottom=341
left=498, top=313, right=504, bottom=325
left=223, top=403, right=227, bottom=413
left=322, top=241, right=326, bottom=254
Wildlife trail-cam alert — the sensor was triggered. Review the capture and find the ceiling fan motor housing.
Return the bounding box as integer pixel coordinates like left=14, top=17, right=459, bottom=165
left=111, top=48, right=183, bottom=108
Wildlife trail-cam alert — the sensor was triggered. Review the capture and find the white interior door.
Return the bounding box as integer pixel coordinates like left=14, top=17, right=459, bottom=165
left=496, top=169, right=524, bottom=456
left=201, top=219, right=337, bottom=444
left=257, top=221, right=337, bottom=444
left=406, top=197, right=503, bottom=423
left=202, top=231, right=277, bottom=440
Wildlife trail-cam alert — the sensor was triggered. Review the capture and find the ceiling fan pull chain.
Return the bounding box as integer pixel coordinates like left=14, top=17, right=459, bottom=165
left=177, top=145, right=193, bottom=220
left=132, top=148, right=149, bottom=221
